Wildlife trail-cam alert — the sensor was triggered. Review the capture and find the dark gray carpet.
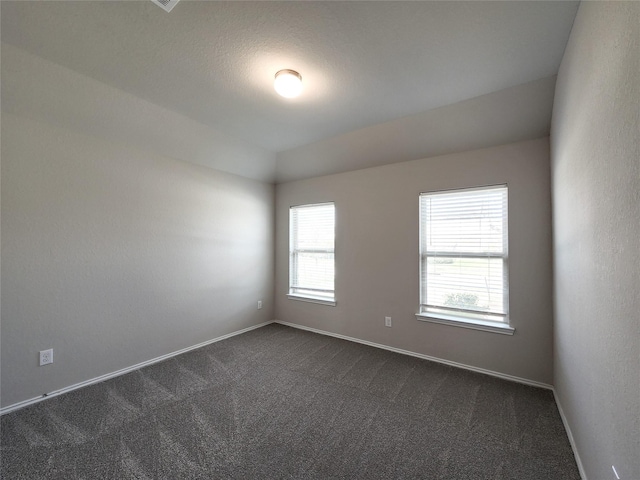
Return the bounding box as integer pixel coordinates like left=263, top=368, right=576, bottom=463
left=1, top=323, right=579, bottom=479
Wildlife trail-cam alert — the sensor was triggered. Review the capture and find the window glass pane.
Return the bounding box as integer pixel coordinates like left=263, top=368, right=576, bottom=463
left=423, top=256, right=504, bottom=314
left=294, top=204, right=335, bottom=251
left=423, top=188, right=506, bottom=254
left=291, top=252, right=335, bottom=295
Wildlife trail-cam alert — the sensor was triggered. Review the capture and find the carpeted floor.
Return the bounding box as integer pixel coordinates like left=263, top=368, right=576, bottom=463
left=1, top=323, right=580, bottom=479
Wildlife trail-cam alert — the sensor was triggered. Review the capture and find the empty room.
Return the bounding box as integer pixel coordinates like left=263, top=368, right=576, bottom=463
left=1, top=1, right=638, bottom=479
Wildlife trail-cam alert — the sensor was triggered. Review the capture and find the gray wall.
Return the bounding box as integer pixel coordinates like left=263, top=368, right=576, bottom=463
left=1, top=112, right=274, bottom=408
left=275, top=138, right=554, bottom=384
left=551, top=2, right=640, bottom=479
left=276, top=76, right=556, bottom=183
left=1, top=43, right=276, bottom=183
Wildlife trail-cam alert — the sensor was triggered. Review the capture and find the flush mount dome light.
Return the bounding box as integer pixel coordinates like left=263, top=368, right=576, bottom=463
left=274, top=69, right=302, bottom=98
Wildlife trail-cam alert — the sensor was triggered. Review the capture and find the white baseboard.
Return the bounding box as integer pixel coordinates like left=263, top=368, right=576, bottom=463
left=0, top=321, right=274, bottom=416
left=274, top=320, right=553, bottom=390
left=553, top=390, right=588, bottom=480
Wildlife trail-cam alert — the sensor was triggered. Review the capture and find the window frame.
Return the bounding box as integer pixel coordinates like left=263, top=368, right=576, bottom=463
left=416, top=185, right=514, bottom=335
left=287, top=202, right=336, bottom=306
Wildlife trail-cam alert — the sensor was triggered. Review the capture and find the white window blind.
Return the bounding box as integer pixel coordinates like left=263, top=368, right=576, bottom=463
left=289, top=203, right=335, bottom=303
left=419, top=185, right=508, bottom=324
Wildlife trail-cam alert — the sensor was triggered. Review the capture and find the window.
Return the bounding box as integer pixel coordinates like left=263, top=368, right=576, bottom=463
left=288, top=202, right=336, bottom=305
left=417, top=185, right=513, bottom=334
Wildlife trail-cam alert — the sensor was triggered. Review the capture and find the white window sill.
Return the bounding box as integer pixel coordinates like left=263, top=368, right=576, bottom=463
left=287, top=294, right=336, bottom=307
left=415, top=312, right=514, bottom=335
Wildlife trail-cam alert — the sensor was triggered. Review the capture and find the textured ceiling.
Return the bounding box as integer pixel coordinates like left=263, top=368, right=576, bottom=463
left=2, top=0, right=579, bottom=158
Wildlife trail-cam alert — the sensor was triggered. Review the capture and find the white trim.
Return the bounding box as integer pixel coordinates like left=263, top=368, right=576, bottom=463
left=274, top=320, right=551, bottom=390
left=553, top=390, right=588, bottom=480
left=420, top=183, right=508, bottom=196
left=416, top=313, right=515, bottom=335
left=0, top=321, right=274, bottom=416
left=287, top=294, right=336, bottom=306
left=289, top=201, right=335, bottom=209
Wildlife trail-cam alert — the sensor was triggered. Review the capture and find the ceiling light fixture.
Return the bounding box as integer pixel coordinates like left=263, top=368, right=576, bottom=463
left=274, top=69, right=302, bottom=98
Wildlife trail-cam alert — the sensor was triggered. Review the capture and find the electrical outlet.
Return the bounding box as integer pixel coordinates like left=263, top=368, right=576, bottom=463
left=39, top=349, right=53, bottom=366
left=257, top=300, right=263, bottom=310
left=385, top=316, right=392, bottom=327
